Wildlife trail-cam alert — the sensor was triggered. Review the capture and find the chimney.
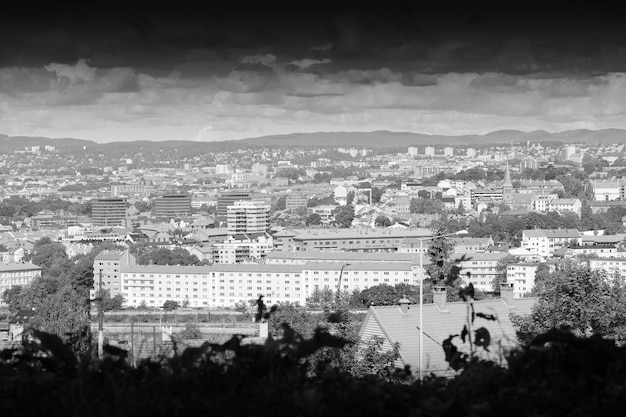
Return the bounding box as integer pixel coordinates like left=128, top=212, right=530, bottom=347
left=398, top=296, right=410, bottom=315
left=432, top=285, right=447, bottom=307
left=500, top=282, right=515, bottom=302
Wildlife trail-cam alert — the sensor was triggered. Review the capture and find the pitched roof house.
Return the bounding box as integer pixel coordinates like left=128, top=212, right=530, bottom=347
left=358, top=284, right=536, bottom=377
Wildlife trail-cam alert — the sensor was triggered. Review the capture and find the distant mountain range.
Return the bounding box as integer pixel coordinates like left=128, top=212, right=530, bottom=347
left=2, top=129, right=626, bottom=152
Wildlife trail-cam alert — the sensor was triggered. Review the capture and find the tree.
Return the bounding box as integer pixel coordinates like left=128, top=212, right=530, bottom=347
left=178, top=323, right=203, bottom=340
left=272, top=195, right=286, bottom=212
left=492, top=255, right=520, bottom=294
left=163, top=300, right=180, bottom=311
left=306, top=287, right=335, bottom=310
left=30, top=283, right=92, bottom=355
left=374, top=215, right=391, bottom=227
left=346, top=191, right=355, bottom=206
left=356, top=284, right=401, bottom=307
left=305, top=213, right=322, bottom=226
left=333, top=205, right=354, bottom=228
left=526, top=261, right=626, bottom=342
left=101, top=290, right=125, bottom=311
left=2, top=285, right=23, bottom=313
left=30, top=241, right=72, bottom=279
left=371, top=187, right=383, bottom=204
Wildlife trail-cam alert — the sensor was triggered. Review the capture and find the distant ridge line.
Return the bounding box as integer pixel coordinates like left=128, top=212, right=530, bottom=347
left=2, top=128, right=626, bottom=151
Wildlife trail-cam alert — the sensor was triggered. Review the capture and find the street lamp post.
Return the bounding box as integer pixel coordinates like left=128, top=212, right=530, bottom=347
left=418, top=229, right=467, bottom=382
left=335, top=263, right=351, bottom=306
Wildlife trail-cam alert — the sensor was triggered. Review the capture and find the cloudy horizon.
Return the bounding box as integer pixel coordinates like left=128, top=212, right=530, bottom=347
left=3, top=6, right=626, bottom=143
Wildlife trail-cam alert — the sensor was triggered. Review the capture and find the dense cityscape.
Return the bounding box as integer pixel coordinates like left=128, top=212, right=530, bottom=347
left=3, top=5, right=626, bottom=416
left=2, top=136, right=626, bottom=370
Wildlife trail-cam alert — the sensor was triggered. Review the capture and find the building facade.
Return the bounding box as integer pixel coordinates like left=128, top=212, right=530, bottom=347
left=216, top=191, right=252, bottom=224
left=91, top=198, right=129, bottom=228
left=92, top=250, right=137, bottom=298
left=226, top=200, right=270, bottom=234
left=153, top=194, right=192, bottom=218
left=120, top=261, right=419, bottom=308
left=0, top=263, right=42, bottom=304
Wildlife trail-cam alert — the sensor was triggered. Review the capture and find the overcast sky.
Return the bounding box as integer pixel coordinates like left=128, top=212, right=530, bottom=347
left=2, top=5, right=626, bottom=143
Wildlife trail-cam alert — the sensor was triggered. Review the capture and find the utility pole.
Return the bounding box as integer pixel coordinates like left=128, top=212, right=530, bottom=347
left=98, top=270, right=104, bottom=358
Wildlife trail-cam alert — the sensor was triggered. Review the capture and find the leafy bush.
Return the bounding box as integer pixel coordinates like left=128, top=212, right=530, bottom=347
left=1, top=325, right=626, bottom=416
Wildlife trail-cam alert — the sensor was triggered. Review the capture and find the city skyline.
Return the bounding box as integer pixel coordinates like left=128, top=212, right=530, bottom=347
left=3, top=5, right=626, bottom=143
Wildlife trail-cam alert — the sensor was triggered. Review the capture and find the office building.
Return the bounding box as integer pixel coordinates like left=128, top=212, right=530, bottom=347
left=286, top=194, right=308, bottom=212
left=91, top=198, right=129, bottom=228
left=216, top=191, right=252, bottom=225
left=153, top=194, right=192, bottom=218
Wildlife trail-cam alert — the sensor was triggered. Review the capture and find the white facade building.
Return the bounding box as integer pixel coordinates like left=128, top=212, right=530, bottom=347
left=226, top=200, right=270, bottom=234
left=120, top=262, right=420, bottom=308
left=0, top=263, right=42, bottom=304
left=521, top=229, right=583, bottom=257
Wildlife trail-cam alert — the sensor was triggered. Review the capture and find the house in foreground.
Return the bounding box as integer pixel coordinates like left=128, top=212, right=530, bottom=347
left=358, top=284, right=536, bottom=377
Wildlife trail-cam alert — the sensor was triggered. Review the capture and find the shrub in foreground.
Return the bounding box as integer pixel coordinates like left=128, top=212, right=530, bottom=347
left=0, top=327, right=625, bottom=417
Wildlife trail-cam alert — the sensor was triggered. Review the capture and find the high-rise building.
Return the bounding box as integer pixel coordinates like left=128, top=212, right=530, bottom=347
left=467, top=148, right=476, bottom=157
left=408, top=147, right=419, bottom=157
left=91, top=198, right=129, bottom=228
left=444, top=147, right=454, bottom=157
left=424, top=146, right=435, bottom=157
left=227, top=200, right=270, bottom=233
left=216, top=191, right=252, bottom=224
left=153, top=194, right=192, bottom=218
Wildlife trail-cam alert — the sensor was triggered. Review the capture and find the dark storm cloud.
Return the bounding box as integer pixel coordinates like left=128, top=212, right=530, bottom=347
left=2, top=5, right=626, bottom=76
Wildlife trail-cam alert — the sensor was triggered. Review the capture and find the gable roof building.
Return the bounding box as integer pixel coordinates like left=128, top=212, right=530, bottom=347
left=358, top=285, right=536, bottom=377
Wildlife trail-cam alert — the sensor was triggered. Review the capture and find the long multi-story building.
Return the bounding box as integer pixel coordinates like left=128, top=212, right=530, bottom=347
left=110, top=184, right=154, bottom=198
left=0, top=263, right=42, bottom=304
left=286, top=228, right=433, bottom=252
left=521, top=229, right=583, bottom=257
left=265, top=251, right=419, bottom=265
left=226, top=200, right=270, bottom=234
left=153, top=194, right=192, bottom=218
left=120, top=261, right=420, bottom=308
left=215, top=191, right=252, bottom=225
left=91, top=250, right=137, bottom=298
left=91, top=198, right=129, bottom=228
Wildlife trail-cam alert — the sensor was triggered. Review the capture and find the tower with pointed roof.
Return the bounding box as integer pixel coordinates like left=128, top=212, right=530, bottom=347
left=502, top=162, right=513, bottom=205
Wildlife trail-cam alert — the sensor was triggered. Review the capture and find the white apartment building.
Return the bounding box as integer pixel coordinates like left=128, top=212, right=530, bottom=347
left=212, top=235, right=274, bottom=264
left=307, top=205, right=337, bottom=222
left=424, top=146, right=435, bottom=157
left=455, top=251, right=510, bottom=293
left=92, top=250, right=137, bottom=297
left=591, top=180, right=623, bottom=201
left=408, top=147, right=419, bottom=157
left=531, top=194, right=558, bottom=212
left=444, top=147, right=453, bottom=157
left=548, top=198, right=582, bottom=217
left=589, top=258, right=626, bottom=277
left=521, top=229, right=583, bottom=257
left=0, top=263, right=42, bottom=303
left=506, top=262, right=554, bottom=298
left=120, top=262, right=419, bottom=308
left=466, top=148, right=476, bottom=157
left=226, top=200, right=270, bottom=234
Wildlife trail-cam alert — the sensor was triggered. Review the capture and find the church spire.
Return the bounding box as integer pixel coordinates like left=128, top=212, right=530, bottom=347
left=503, top=161, right=512, bottom=187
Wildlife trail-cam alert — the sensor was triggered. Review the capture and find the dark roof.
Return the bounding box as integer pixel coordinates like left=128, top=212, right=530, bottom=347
left=9, top=309, right=36, bottom=325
